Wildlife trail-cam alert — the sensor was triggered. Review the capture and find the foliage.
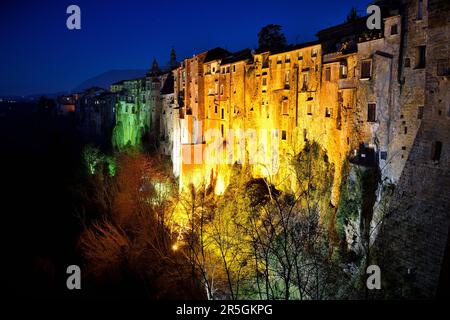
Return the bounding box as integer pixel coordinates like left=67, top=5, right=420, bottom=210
left=177, top=142, right=348, bottom=300
left=78, top=151, right=203, bottom=299
left=257, top=24, right=287, bottom=53
left=82, top=145, right=116, bottom=177
left=346, top=7, right=360, bottom=23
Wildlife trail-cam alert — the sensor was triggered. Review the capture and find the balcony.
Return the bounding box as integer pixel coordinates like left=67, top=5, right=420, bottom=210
left=338, top=78, right=357, bottom=90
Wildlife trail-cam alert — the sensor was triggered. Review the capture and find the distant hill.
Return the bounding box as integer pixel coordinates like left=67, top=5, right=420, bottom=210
left=73, top=69, right=147, bottom=92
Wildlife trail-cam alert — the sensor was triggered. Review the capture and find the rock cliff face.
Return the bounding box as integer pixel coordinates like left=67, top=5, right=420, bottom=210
left=375, top=0, right=450, bottom=298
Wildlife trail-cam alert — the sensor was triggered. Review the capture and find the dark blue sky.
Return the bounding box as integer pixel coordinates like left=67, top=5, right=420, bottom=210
left=0, top=0, right=369, bottom=96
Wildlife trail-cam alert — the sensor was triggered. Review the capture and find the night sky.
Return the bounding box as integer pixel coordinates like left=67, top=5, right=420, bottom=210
left=0, top=0, right=369, bottom=96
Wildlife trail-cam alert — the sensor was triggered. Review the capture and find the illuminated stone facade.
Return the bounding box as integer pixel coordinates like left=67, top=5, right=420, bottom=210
left=101, top=0, right=449, bottom=297
left=111, top=77, right=149, bottom=149
left=173, top=43, right=356, bottom=203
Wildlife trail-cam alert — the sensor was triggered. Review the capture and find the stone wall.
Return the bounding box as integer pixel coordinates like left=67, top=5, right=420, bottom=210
left=376, top=0, right=450, bottom=298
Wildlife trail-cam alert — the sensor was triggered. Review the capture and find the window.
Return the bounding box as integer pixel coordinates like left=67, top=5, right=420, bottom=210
left=220, top=85, right=224, bottom=95
left=206, top=65, right=211, bottom=74
left=417, top=0, right=423, bottom=20
left=380, top=151, right=387, bottom=160
left=303, top=129, right=308, bottom=141
left=233, top=65, right=236, bottom=72
left=404, top=127, right=408, bottom=134
left=282, top=99, right=289, bottom=115
left=367, top=103, right=376, bottom=122
left=415, top=46, right=426, bottom=69
left=214, top=105, right=218, bottom=114
left=221, top=124, right=224, bottom=138
left=325, top=67, right=331, bottom=81
left=298, top=52, right=303, bottom=60
left=193, top=117, right=198, bottom=144
left=285, top=71, right=290, bottom=85
left=186, top=107, right=192, bottom=115
left=226, top=66, right=230, bottom=73
left=437, top=59, right=450, bottom=76
left=312, top=48, right=318, bottom=57
left=307, top=104, right=312, bottom=115
left=262, top=78, right=267, bottom=86
left=340, top=64, right=348, bottom=79
left=215, top=83, right=218, bottom=94
left=285, top=55, right=290, bottom=63
left=391, top=24, right=398, bottom=35
left=431, top=141, right=442, bottom=162
left=418, top=106, right=424, bottom=119
left=361, top=60, right=372, bottom=79
left=447, top=104, right=450, bottom=118
left=281, top=130, right=287, bottom=140
left=325, top=107, right=332, bottom=118
left=221, top=108, right=224, bottom=119
left=404, top=58, right=411, bottom=68
left=302, top=73, right=309, bottom=90
left=277, top=57, right=282, bottom=65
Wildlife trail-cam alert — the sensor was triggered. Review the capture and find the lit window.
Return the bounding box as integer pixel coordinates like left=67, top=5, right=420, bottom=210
left=285, top=71, right=290, bottom=85
left=282, top=99, right=289, bottom=115
left=340, top=64, right=348, bottom=79
left=325, top=67, right=331, bottom=81
left=302, top=73, right=309, bottom=90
